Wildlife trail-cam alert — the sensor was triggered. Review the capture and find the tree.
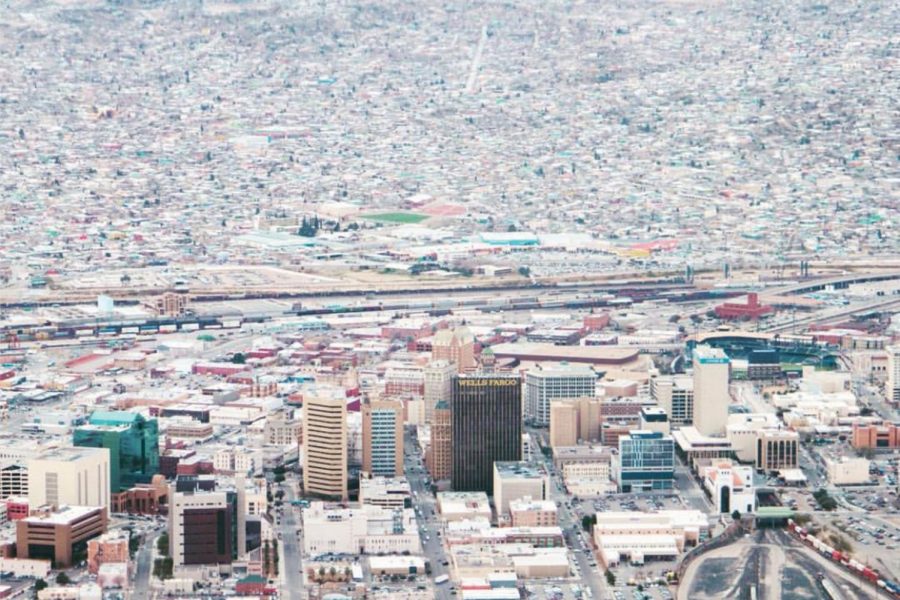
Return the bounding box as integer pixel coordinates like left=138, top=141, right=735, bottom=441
left=518, top=266, right=530, bottom=277
left=157, top=533, right=169, bottom=556
left=129, top=534, right=140, bottom=558
left=56, top=572, right=71, bottom=585
left=582, top=514, right=597, bottom=531
left=731, top=510, right=741, bottom=521
left=605, top=570, right=616, bottom=586
left=231, top=352, right=246, bottom=364
left=274, top=473, right=285, bottom=483
left=33, top=579, right=48, bottom=597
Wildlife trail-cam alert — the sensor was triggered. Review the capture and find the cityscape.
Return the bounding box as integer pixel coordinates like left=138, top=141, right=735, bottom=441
left=0, top=0, right=898, bottom=599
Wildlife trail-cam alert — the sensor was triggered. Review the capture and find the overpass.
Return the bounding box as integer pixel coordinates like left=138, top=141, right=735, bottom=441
left=771, top=271, right=900, bottom=296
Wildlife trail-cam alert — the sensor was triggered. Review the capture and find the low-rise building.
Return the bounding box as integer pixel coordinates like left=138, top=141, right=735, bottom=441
left=592, top=510, right=708, bottom=567
left=437, top=492, right=492, bottom=522
left=492, top=462, right=550, bottom=520
left=508, top=498, right=558, bottom=528
left=16, top=505, right=108, bottom=567
left=698, top=460, right=755, bottom=515
left=826, top=457, right=870, bottom=486
left=302, top=502, right=420, bottom=556
left=359, top=476, right=412, bottom=509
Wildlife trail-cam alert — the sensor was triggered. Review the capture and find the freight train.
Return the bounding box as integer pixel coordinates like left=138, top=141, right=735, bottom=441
left=787, top=519, right=900, bottom=598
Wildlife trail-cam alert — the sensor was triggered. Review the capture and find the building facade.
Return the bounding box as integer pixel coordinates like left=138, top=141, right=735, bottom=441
left=16, top=506, right=108, bottom=568
left=617, top=431, right=675, bottom=492
left=451, top=375, right=522, bottom=494
left=851, top=422, right=900, bottom=449
left=362, top=399, right=404, bottom=478
left=887, top=346, right=900, bottom=404
left=424, top=360, right=455, bottom=424
left=302, top=396, right=348, bottom=501
left=692, top=346, right=731, bottom=436
left=168, top=483, right=243, bottom=567
left=650, top=376, right=694, bottom=426
left=27, top=448, right=111, bottom=511
left=432, top=327, right=475, bottom=372
left=73, top=411, right=159, bottom=494
left=525, top=367, right=596, bottom=427
left=549, top=396, right=601, bottom=447
left=493, top=462, right=550, bottom=518
left=755, top=429, right=799, bottom=472
left=426, top=400, right=452, bottom=481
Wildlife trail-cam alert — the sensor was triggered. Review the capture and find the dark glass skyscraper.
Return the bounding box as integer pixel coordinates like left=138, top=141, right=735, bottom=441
left=451, top=374, right=522, bottom=494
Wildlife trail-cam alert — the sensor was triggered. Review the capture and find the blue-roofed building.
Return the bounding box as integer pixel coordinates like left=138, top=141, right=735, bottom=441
left=74, top=411, right=159, bottom=493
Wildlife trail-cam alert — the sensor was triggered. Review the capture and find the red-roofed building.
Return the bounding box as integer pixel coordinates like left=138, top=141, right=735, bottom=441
left=714, top=293, right=774, bottom=320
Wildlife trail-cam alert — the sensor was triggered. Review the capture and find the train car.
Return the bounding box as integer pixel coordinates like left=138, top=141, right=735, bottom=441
left=75, top=328, right=94, bottom=337
left=98, top=327, right=118, bottom=336
left=139, top=325, right=159, bottom=335
left=121, top=326, right=140, bottom=335
left=159, top=324, right=177, bottom=333
left=221, top=319, right=241, bottom=329
left=180, top=322, right=200, bottom=332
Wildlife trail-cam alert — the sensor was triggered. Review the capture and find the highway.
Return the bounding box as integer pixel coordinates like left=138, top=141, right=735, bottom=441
left=763, top=296, right=900, bottom=333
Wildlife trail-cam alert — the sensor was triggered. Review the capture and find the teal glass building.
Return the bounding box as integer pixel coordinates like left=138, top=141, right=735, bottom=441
left=73, top=411, right=160, bottom=493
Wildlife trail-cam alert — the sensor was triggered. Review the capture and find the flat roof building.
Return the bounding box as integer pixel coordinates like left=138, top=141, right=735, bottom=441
left=16, top=505, right=108, bottom=568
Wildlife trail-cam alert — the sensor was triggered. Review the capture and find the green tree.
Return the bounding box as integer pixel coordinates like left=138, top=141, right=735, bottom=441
left=56, top=572, right=71, bottom=585
left=157, top=533, right=169, bottom=556
left=605, top=570, right=616, bottom=586
left=33, top=579, right=48, bottom=597
left=517, top=266, right=530, bottom=277
left=731, top=510, right=741, bottom=521
left=231, top=352, right=246, bottom=364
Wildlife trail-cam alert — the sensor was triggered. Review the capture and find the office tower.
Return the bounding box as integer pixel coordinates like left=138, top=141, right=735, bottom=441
left=28, top=447, right=111, bottom=510
left=73, top=411, right=159, bottom=494
left=692, top=346, right=731, bottom=436
left=888, top=346, right=900, bottom=404
left=426, top=400, right=452, bottom=481
left=451, top=374, right=522, bottom=494
left=524, top=366, right=596, bottom=426
left=616, top=431, right=675, bottom=493
left=432, top=327, right=475, bottom=372
left=169, top=480, right=243, bottom=566
left=303, top=396, right=348, bottom=501
left=549, top=397, right=602, bottom=447
left=0, top=463, right=29, bottom=499
left=650, top=375, right=694, bottom=426
left=424, top=360, right=455, bottom=424
left=362, top=399, right=404, bottom=478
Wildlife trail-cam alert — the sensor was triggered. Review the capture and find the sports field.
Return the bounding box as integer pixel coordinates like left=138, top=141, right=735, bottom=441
left=361, top=212, right=429, bottom=224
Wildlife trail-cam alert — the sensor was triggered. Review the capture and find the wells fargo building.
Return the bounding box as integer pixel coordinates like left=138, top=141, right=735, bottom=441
left=451, top=375, right=522, bottom=493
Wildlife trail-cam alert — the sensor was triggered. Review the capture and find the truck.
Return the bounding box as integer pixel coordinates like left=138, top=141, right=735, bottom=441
left=434, top=575, right=449, bottom=585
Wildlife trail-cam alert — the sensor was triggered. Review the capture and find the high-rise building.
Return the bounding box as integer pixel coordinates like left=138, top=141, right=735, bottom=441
left=73, top=411, right=159, bottom=494
left=616, top=430, right=675, bottom=493
left=28, top=447, right=111, bottom=510
left=0, top=463, right=29, bottom=499
left=426, top=400, right=452, bottom=481
left=525, top=366, right=596, bottom=426
left=432, top=327, right=475, bottom=372
left=692, top=346, right=731, bottom=436
left=424, top=360, right=455, bottom=424
left=169, top=479, right=244, bottom=566
left=362, top=399, right=404, bottom=478
left=549, top=397, right=602, bottom=447
left=303, top=396, right=348, bottom=501
left=887, top=345, right=900, bottom=404
left=451, top=374, right=522, bottom=494
left=650, top=375, right=694, bottom=426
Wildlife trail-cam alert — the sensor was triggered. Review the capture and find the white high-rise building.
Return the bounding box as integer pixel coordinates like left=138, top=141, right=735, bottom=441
left=887, top=345, right=900, bottom=404
left=525, top=366, right=596, bottom=427
left=692, top=346, right=731, bottom=437
left=424, top=360, right=455, bottom=424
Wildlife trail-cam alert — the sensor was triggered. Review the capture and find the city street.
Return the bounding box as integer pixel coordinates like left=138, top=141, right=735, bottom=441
left=405, top=430, right=453, bottom=600
left=280, top=479, right=304, bottom=600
